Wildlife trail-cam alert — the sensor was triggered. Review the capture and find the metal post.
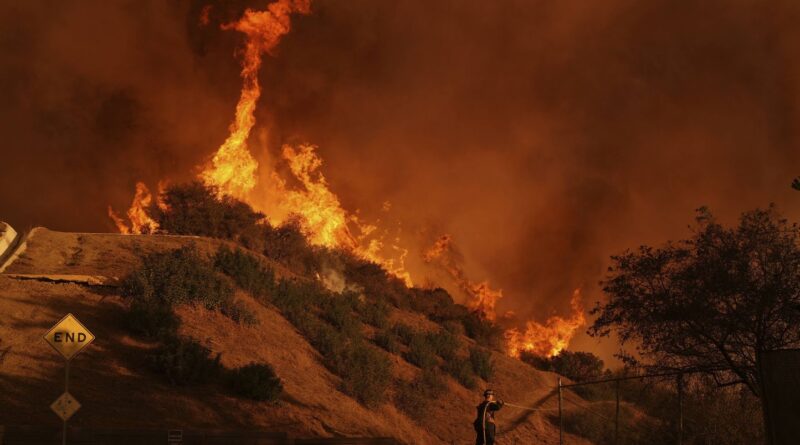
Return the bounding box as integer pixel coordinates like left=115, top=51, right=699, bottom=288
left=677, top=373, right=683, bottom=445
left=615, top=378, right=620, bottom=445
left=63, top=360, right=70, bottom=445
left=558, top=378, right=564, bottom=445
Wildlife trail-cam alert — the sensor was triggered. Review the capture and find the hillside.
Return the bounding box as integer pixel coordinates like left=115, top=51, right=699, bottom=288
left=0, top=227, right=595, bottom=444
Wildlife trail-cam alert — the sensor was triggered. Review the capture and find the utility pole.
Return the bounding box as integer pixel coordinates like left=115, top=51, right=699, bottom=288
left=677, top=373, right=684, bottom=445
left=615, top=378, right=620, bottom=445
left=558, top=378, right=564, bottom=445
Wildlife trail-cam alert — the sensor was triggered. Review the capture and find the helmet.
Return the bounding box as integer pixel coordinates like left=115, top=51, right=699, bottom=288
left=483, top=389, right=495, bottom=397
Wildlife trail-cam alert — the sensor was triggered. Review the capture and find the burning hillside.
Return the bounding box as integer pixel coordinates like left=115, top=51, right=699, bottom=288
left=108, top=0, right=586, bottom=359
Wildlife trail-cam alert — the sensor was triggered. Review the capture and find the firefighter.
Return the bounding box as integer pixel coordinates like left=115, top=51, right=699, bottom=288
left=474, top=389, right=504, bottom=445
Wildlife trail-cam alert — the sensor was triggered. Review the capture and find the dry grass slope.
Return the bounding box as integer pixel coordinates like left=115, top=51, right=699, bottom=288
left=0, top=228, right=595, bottom=444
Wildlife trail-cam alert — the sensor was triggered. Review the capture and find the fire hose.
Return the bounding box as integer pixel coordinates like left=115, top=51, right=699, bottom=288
left=502, top=401, right=559, bottom=412
left=480, top=400, right=559, bottom=444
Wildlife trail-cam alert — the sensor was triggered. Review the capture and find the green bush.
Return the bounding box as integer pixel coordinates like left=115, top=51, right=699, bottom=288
left=444, top=356, right=477, bottom=389
left=220, top=299, right=258, bottom=326
left=405, top=334, right=438, bottom=370
left=341, top=254, right=412, bottom=309
left=308, top=319, right=350, bottom=359
left=469, top=347, right=494, bottom=381
left=262, top=218, right=320, bottom=275
left=123, top=246, right=234, bottom=310
left=154, top=181, right=267, bottom=251
left=357, top=298, right=391, bottom=329
left=127, top=299, right=179, bottom=339
left=461, top=313, right=504, bottom=349
left=149, top=336, right=222, bottom=386
left=374, top=328, right=401, bottom=354
left=426, top=330, right=459, bottom=361
left=214, top=246, right=275, bottom=299
left=392, top=323, right=415, bottom=345
left=396, top=369, right=447, bottom=421
left=319, top=295, right=360, bottom=337
left=226, top=363, right=283, bottom=402
left=520, top=350, right=605, bottom=383
left=335, top=342, right=392, bottom=407
left=273, top=279, right=324, bottom=318
left=442, top=319, right=465, bottom=336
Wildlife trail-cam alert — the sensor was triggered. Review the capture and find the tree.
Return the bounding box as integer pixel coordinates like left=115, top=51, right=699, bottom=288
left=590, top=206, right=800, bottom=397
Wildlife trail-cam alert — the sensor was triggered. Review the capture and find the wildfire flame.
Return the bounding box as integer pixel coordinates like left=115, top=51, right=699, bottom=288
left=200, top=0, right=311, bottom=200
left=505, top=289, right=587, bottom=358
left=108, top=0, right=584, bottom=358
left=424, top=234, right=586, bottom=358
left=108, top=182, right=160, bottom=234
left=423, top=234, right=504, bottom=319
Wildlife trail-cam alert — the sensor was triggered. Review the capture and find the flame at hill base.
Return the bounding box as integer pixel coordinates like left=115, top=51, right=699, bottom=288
left=505, top=289, right=587, bottom=358
left=108, top=0, right=583, bottom=358
left=424, top=234, right=586, bottom=357
left=423, top=234, right=504, bottom=320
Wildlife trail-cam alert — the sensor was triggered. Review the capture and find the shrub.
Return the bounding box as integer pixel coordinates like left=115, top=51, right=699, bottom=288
left=469, top=346, right=494, bottom=381
left=127, top=299, right=179, bottom=339
left=409, top=287, right=469, bottom=322
left=392, top=323, right=415, bottom=345
left=520, top=350, right=605, bottom=383
left=519, top=350, right=552, bottom=372
left=262, top=218, right=320, bottom=275
left=444, top=356, right=477, bottom=389
left=123, top=246, right=234, bottom=310
left=154, top=181, right=267, bottom=250
left=405, top=334, right=438, bottom=370
left=307, top=319, right=349, bottom=359
left=227, top=363, right=283, bottom=402
left=336, top=342, right=392, bottom=407
left=396, top=369, right=447, bottom=421
left=549, top=351, right=605, bottom=382
left=342, top=254, right=411, bottom=309
left=220, top=299, right=258, bottom=326
left=272, top=279, right=325, bottom=320
left=461, top=313, right=504, bottom=349
left=214, top=246, right=275, bottom=299
left=319, top=295, right=360, bottom=337
left=374, top=328, right=401, bottom=354
left=357, top=298, right=391, bottom=329
left=442, top=319, right=465, bottom=336
left=149, top=336, right=221, bottom=386
left=426, top=330, right=459, bottom=361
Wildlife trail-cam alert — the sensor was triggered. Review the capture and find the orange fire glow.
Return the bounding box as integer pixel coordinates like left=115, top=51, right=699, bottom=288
left=200, top=0, right=311, bottom=200
left=505, top=289, right=587, bottom=358
left=109, top=0, right=583, bottom=359
left=423, top=234, right=504, bottom=319
left=107, top=182, right=159, bottom=235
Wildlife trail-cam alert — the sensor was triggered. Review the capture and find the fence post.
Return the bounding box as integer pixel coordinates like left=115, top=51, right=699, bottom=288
left=677, top=373, right=684, bottom=445
left=558, top=378, right=564, bottom=445
left=615, top=378, right=620, bottom=445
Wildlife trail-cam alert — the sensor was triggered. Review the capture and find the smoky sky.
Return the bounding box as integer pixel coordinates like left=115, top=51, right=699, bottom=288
left=2, top=0, right=799, bottom=358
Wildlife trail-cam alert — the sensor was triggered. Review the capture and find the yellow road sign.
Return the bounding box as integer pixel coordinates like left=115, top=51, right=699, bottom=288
left=44, top=313, right=95, bottom=360
left=50, top=392, right=81, bottom=421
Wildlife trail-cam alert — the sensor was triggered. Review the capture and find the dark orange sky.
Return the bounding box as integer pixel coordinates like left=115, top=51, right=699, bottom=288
left=1, top=0, right=798, bottom=362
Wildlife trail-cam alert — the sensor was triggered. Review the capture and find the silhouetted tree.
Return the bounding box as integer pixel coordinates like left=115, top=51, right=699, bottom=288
left=590, top=206, right=800, bottom=397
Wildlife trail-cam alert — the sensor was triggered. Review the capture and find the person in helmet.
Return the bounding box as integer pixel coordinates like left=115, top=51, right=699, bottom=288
left=474, top=389, right=504, bottom=445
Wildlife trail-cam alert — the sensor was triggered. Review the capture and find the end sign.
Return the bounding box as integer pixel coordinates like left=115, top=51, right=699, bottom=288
left=44, top=314, right=95, bottom=360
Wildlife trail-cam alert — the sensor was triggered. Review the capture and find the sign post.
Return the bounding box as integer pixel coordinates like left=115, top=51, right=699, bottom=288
left=43, top=314, right=95, bottom=445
